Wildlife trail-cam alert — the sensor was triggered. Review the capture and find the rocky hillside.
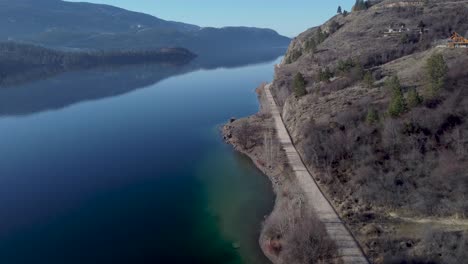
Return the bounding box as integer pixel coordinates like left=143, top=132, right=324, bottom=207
left=264, top=0, right=468, bottom=263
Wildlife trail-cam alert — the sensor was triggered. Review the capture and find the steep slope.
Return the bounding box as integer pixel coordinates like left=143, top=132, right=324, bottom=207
left=225, top=0, right=468, bottom=263
left=273, top=0, right=468, bottom=263
left=271, top=0, right=467, bottom=105
left=0, top=0, right=291, bottom=54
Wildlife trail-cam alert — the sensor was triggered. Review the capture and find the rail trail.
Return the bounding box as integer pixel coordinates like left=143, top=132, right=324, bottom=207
left=264, top=84, right=369, bottom=264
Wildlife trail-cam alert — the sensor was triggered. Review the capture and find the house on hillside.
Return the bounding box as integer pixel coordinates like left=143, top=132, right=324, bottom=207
left=384, top=23, right=411, bottom=36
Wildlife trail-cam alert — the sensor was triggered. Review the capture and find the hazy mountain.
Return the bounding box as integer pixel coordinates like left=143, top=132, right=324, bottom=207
left=0, top=0, right=291, bottom=54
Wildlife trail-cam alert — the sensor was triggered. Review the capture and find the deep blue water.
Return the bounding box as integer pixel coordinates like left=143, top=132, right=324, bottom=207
left=0, top=57, right=282, bottom=264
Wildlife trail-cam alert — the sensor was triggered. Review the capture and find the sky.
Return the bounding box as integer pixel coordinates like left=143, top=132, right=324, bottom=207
left=67, top=0, right=355, bottom=37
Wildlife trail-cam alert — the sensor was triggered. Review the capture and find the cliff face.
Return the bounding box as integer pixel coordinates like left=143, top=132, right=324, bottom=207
left=267, top=0, right=468, bottom=263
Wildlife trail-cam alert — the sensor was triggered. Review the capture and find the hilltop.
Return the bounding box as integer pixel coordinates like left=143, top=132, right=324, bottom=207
left=224, top=0, right=468, bottom=263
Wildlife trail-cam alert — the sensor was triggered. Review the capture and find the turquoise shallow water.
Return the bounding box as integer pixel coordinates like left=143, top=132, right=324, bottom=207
left=0, top=56, right=281, bottom=264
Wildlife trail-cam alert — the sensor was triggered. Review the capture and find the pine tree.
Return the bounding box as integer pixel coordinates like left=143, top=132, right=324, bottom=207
left=387, top=76, right=407, bottom=117
left=337, top=6, right=342, bottom=14
left=425, top=53, right=448, bottom=99
left=407, top=88, right=423, bottom=108
left=293, top=73, right=307, bottom=97
left=318, top=67, right=333, bottom=82
left=418, top=20, right=426, bottom=33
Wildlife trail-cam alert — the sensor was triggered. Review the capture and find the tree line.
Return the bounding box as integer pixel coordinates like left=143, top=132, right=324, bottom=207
left=0, top=42, right=195, bottom=79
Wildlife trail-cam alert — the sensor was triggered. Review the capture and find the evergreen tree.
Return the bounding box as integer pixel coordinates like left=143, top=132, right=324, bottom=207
left=425, top=53, right=448, bottom=98
left=387, top=76, right=407, bottom=117
left=318, top=67, right=334, bottom=82
left=316, top=28, right=328, bottom=44
left=418, top=20, right=426, bottom=33
left=337, top=6, right=342, bottom=14
left=407, top=88, right=423, bottom=108
left=304, top=38, right=317, bottom=53
left=293, top=73, right=307, bottom=97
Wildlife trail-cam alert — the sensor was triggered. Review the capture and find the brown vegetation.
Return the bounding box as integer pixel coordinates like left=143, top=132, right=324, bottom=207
left=266, top=0, right=468, bottom=262
left=223, top=86, right=341, bottom=264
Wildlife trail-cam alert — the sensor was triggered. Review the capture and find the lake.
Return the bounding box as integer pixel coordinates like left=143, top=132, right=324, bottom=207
left=0, top=55, right=282, bottom=264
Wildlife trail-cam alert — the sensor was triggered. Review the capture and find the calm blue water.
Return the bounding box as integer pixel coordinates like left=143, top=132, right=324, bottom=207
left=0, top=57, right=282, bottom=264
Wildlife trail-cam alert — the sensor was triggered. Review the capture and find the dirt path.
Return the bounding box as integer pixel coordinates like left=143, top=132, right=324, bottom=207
left=389, top=212, right=468, bottom=227
left=264, top=84, right=369, bottom=264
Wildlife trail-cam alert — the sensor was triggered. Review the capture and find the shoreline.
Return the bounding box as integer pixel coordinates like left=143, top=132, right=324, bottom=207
left=222, top=85, right=290, bottom=264
left=221, top=84, right=341, bottom=264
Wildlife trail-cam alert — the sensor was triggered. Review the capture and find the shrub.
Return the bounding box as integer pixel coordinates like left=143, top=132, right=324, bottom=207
left=386, top=76, right=407, bottom=117
left=363, top=71, right=374, bottom=88
left=425, top=53, right=448, bottom=98
left=318, top=67, right=334, bottom=82
left=304, top=28, right=329, bottom=54
left=329, top=21, right=341, bottom=34
left=353, top=0, right=369, bottom=11
left=293, top=72, right=307, bottom=97
left=304, top=38, right=317, bottom=53
left=407, top=88, right=423, bottom=108
left=315, top=28, right=328, bottom=44
left=337, top=58, right=356, bottom=74
left=285, top=49, right=302, bottom=64
left=366, top=108, right=379, bottom=124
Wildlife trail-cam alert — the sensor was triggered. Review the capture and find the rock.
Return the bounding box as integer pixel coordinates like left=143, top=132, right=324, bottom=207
left=361, top=224, right=382, bottom=237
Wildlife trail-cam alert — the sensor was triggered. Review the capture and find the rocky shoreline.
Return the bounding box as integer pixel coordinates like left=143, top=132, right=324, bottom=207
left=222, top=88, right=286, bottom=264
left=222, top=84, right=340, bottom=264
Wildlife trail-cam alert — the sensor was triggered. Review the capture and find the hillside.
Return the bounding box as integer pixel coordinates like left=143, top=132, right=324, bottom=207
left=225, top=0, right=468, bottom=263
left=0, top=0, right=290, bottom=55
left=0, top=42, right=195, bottom=86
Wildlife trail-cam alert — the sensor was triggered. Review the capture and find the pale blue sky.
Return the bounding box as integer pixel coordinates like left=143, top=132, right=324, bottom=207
left=67, top=0, right=355, bottom=37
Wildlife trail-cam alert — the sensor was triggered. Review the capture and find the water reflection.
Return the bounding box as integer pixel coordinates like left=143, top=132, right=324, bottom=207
left=0, top=49, right=284, bottom=116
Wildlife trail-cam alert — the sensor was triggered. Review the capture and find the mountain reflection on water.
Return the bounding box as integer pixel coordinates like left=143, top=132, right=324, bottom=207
left=0, top=48, right=284, bottom=116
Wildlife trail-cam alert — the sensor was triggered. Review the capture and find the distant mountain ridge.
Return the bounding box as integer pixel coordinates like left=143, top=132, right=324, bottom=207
left=0, top=0, right=290, bottom=55
left=0, top=0, right=199, bottom=37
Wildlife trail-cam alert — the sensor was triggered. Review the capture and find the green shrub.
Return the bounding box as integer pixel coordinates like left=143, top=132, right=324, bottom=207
left=366, top=108, right=379, bottom=124
left=316, top=28, right=328, bottom=44
left=363, top=72, right=374, bottom=88
left=318, top=67, right=334, bottom=82
left=286, top=49, right=303, bottom=64
left=304, top=39, right=317, bottom=53
left=353, top=0, right=369, bottom=11
left=425, top=53, right=448, bottom=98
left=294, top=73, right=307, bottom=97
left=386, top=76, right=407, bottom=117
left=407, top=88, right=423, bottom=108
left=337, top=58, right=356, bottom=74
left=400, top=34, right=409, bottom=44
